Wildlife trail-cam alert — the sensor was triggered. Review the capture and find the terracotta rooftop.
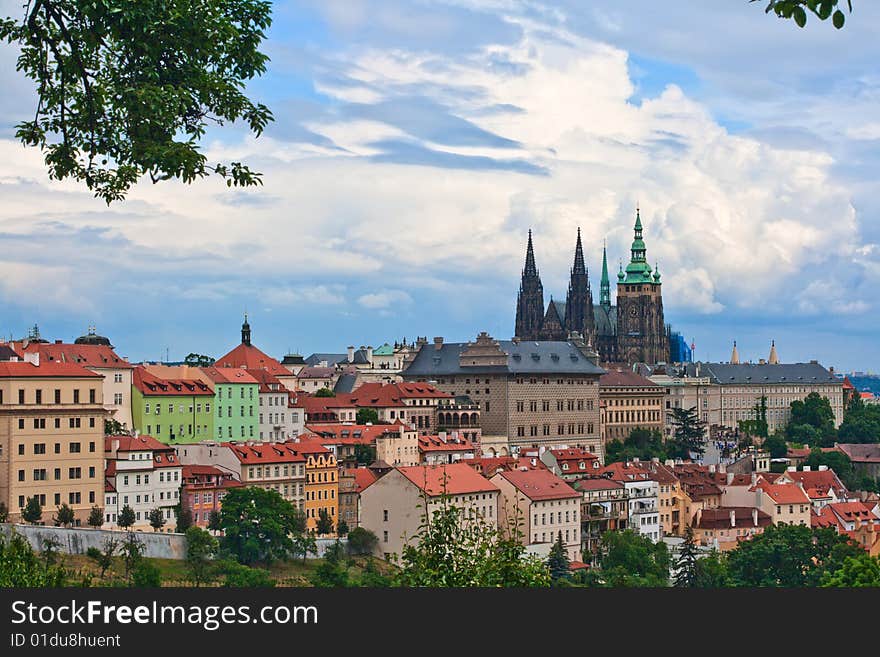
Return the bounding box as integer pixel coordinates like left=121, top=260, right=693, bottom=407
left=496, top=468, right=580, bottom=501
left=215, top=342, right=290, bottom=377
left=23, top=342, right=132, bottom=369
left=398, top=463, right=498, bottom=496
left=0, top=361, right=102, bottom=379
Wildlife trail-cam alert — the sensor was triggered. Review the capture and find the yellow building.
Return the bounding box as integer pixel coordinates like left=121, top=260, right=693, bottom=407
left=294, top=439, right=339, bottom=536
left=0, top=358, right=106, bottom=524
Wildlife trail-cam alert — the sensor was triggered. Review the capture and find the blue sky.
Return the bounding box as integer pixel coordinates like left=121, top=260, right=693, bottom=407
left=1, top=0, right=879, bottom=373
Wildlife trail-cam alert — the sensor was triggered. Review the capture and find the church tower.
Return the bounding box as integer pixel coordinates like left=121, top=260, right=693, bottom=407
left=564, top=227, right=596, bottom=345
left=616, top=208, right=669, bottom=364
left=514, top=230, right=545, bottom=341
left=241, top=313, right=252, bottom=346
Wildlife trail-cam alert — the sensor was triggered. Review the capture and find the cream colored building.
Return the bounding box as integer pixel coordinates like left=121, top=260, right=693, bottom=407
left=650, top=360, right=844, bottom=436
left=23, top=340, right=134, bottom=429
left=752, top=482, right=811, bottom=527
left=491, top=468, right=581, bottom=561
left=403, top=332, right=603, bottom=451
left=600, top=369, right=665, bottom=442
left=375, top=425, right=420, bottom=467
left=360, top=463, right=499, bottom=561
left=0, top=357, right=106, bottom=524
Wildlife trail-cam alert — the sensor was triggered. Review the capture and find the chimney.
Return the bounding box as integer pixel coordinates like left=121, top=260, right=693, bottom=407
left=818, top=465, right=828, bottom=472
left=796, top=481, right=804, bottom=491
left=751, top=473, right=757, bottom=485
left=433, top=337, right=444, bottom=351
left=787, top=466, right=796, bottom=472
left=802, top=465, right=811, bottom=472
left=439, top=431, right=447, bottom=443
left=727, top=472, right=734, bottom=485
left=695, top=507, right=702, bottom=527
left=729, top=509, right=736, bottom=528
left=719, top=463, right=726, bottom=474
left=24, top=351, right=39, bottom=366
left=55, top=339, right=62, bottom=344
left=366, top=346, right=373, bottom=365
left=752, top=508, right=758, bottom=526
left=709, top=464, right=716, bottom=473
left=755, top=487, right=763, bottom=508
left=347, top=346, right=355, bottom=363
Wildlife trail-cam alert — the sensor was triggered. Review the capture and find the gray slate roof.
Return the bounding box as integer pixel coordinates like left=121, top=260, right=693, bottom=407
left=594, top=304, right=616, bottom=337
left=681, top=361, right=838, bottom=385
left=403, top=340, right=605, bottom=377
left=333, top=373, right=359, bottom=394
left=305, top=353, right=347, bottom=366
left=0, top=344, right=19, bottom=361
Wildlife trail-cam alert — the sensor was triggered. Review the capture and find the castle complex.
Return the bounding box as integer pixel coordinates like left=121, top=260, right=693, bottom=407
left=515, top=209, right=670, bottom=365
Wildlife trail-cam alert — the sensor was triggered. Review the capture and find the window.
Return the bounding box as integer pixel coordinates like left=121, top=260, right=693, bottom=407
left=35, top=389, right=42, bottom=404
left=34, top=443, right=46, bottom=454
left=54, top=389, right=61, bottom=404
left=70, top=442, right=81, bottom=453
left=17, top=419, right=24, bottom=430
left=18, top=389, right=25, bottom=404
left=114, top=393, right=123, bottom=405
left=89, top=389, right=96, bottom=404
left=73, top=389, right=80, bottom=403
left=114, top=373, right=123, bottom=383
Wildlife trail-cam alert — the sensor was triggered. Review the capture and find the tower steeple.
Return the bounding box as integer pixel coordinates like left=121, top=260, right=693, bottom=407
left=623, top=206, right=654, bottom=284
left=600, top=240, right=611, bottom=308
left=515, top=229, right=545, bottom=341
left=241, top=313, right=251, bottom=346
left=768, top=340, right=779, bottom=365
left=731, top=340, right=740, bottom=365
left=564, top=227, right=595, bottom=343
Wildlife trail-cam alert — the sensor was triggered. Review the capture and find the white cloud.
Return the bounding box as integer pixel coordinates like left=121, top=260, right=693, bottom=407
left=357, top=289, right=413, bottom=309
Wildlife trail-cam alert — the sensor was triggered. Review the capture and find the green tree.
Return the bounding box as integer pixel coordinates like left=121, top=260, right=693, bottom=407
left=207, top=509, right=223, bottom=535
left=87, top=505, right=104, bottom=529
left=821, top=553, right=880, bottom=587
left=596, top=529, right=670, bottom=587
left=104, top=418, right=125, bottom=435
left=337, top=519, right=350, bottom=537
left=291, top=531, right=317, bottom=564
left=174, top=503, right=193, bottom=533
left=751, top=0, right=852, bottom=29
left=119, top=532, right=145, bottom=584
left=694, top=550, right=732, bottom=587
left=762, top=432, right=789, bottom=459
left=22, top=496, right=43, bottom=524
left=805, top=448, right=858, bottom=490
left=356, top=408, right=379, bottom=424
left=311, top=539, right=351, bottom=587
left=838, top=394, right=880, bottom=443
left=0, top=530, right=66, bottom=586
left=0, top=0, right=274, bottom=203
left=53, top=503, right=75, bottom=527
left=606, top=428, right=667, bottom=463
left=86, top=537, right=118, bottom=579
left=357, top=557, right=394, bottom=587
left=673, top=526, right=700, bottom=587
left=117, top=504, right=136, bottom=530
left=184, top=353, right=215, bottom=367
left=316, top=508, right=334, bottom=536
left=314, top=387, right=335, bottom=398
left=40, top=536, right=62, bottom=567
left=739, top=396, right=769, bottom=439
left=347, top=527, right=379, bottom=556
left=398, top=490, right=551, bottom=587
left=185, top=526, right=219, bottom=587
left=727, top=524, right=861, bottom=586
left=148, top=508, right=166, bottom=532
left=220, top=560, right=275, bottom=587
left=547, top=531, right=571, bottom=583
left=219, top=486, right=307, bottom=565
left=787, top=392, right=836, bottom=447
left=668, top=407, right=706, bottom=459
left=353, top=443, right=377, bottom=466
left=132, top=560, right=162, bottom=587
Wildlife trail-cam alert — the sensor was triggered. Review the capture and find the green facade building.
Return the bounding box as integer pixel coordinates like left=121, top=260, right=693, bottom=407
left=200, top=367, right=259, bottom=442
left=131, top=367, right=214, bottom=444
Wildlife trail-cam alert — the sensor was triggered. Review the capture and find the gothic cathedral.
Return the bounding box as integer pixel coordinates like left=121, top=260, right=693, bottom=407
left=514, top=208, right=670, bottom=365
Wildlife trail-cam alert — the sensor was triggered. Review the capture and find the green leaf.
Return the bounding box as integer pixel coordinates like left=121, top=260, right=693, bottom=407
left=793, top=6, right=807, bottom=26
left=832, top=9, right=845, bottom=28
left=817, top=1, right=833, bottom=19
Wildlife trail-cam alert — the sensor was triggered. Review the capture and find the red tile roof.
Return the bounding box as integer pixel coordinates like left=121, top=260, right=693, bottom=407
left=23, top=342, right=133, bottom=369
left=418, top=434, right=477, bottom=452
left=132, top=366, right=213, bottom=396
left=696, top=507, right=772, bottom=530
left=245, top=368, right=286, bottom=393
left=225, top=441, right=308, bottom=465
left=305, top=423, right=403, bottom=445
left=784, top=468, right=849, bottom=499
left=571, top=477, right=625, bottom=492
left=467, top=456, right=546, bottom=476
left=345, top=467, right=378, bottom=493
left=105, top=434, right=172, bottom=453
left=0, top=361, right=102, bottom=379
left=397, top=463, right=498, bottom=496
left=496, top=468, right=580, bottom=501
left=347, top=382, right=451, bottom=407
left=598, top=462, right=654, bottom=483
left=751, top=482, right=811, bottom=504
left=215, top=343, right=290, bottom=377
left=199, top=366, right=259, bottom=385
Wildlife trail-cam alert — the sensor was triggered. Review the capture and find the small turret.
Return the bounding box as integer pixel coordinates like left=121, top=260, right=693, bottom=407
left=731, top=340, right=740, bottom=365
left=768, top=340, right=779, bottom=365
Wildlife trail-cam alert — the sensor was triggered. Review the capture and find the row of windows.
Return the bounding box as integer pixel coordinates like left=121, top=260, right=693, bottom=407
left=516, top=423, right=595, bottom=437
left=607, top=410, right=662, bottom=423
left=220, top=386, right=255, bottom=399
left=515, top=378, right=593, bottom=386
left=19, top=466, right=96, bottom=482
left=2, top=388, right=96, bottom=405
left=533, top=529, right=577, bottom=543
left=18, top=490, right=95, bottom=508
left=533, top=510, right=576, bottom=525
left=16, top=417, right=96, bottom=431
left=247, top=464, right=306, bottom=479
left=306, top=489, right=335, bottom=501
left=144, top=402, right=211, bottom=415
left=260, top=395, right=288, bottom=407
left=606, top=397, right=660, bottom=406
left=515, top=399, right=595, bottom=412
left=17, top=441, right=95, bottom=455
left=218, top=425, right=255, bottom=439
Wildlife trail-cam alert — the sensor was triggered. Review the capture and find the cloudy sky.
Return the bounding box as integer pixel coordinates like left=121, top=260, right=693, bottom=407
left=1, top=0, right=878, bottom=372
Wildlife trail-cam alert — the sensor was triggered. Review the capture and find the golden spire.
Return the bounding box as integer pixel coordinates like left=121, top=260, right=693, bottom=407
left=731, top=340, right=740, bottom=365
left=768, top=339, right=779, bottom=365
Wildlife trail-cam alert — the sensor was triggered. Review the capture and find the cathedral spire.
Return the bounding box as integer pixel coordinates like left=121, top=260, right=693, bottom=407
left=623, top=206, right=654, bottom=284
left=241, top=313, right=251, bottom=346
left=572, top=227, right=586, bottom=275
left=523, top=229, right=538, bottom=277
left=731, top=340, right=740, bottom=365
left=768, top=339, right=779, bottom=365
left=600, top=240, right=611, bottom=308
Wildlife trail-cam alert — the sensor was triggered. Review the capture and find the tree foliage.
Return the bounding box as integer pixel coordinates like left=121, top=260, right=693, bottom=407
left=53, top=503, right=75, bottom=527
left=727, top=523, right=862, bottom=586
left=821, top=553, right=880, bottom=587
left=316, top=508, right=334, bottom=536
left=838, top=394, right=880, bottom=443
left=0, top=0, right=274, bottom=203
left=117, top=504, right=135, bottom=529
left=87, top=505, right=104, bottom=529
left=148, top=507, right=166, bottom=532
left=174, top=502, right=193, bottom=533
left=786, top=392, right=836, bottom=447
left=547, top=531, right=571, bottom=583
left=219, top=560, right=275, bottom=587
left=22, top=496, right=43, bottom=524
left=751, top=0, right=852, bottom=29
left=86, top=537, right=118, bottom=579
left=346, top=527, right=379, bottom=556
left=314, top=387, right=335, bottom=398
left=606, top=428, right=667, bottom=463
left=356, top=407, right=379, bottom=425
left=673, top=526, right=699, bottom=587
left=207, top=509, right=223, bottom=534
left=594, top=529, right=670, bottom=587
left=219, top=486, right=307, bottom=565
left=184, top=353, right=215, bottom=367
left=104, top=418, right=125, bottom=435
left=739, top=396, right=769, bottom=439
left=0, top=530, right=67, bottom=586
left=185, top=525, right=219, bottom=587
left=668, top=406, right=706, bottom=459
left=762, top=432, right=789, bottom=459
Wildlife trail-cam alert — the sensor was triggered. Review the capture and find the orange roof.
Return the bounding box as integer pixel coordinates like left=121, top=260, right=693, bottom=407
left=397, top=463, right=498, bottom=496
left=550, top=448, right=599, bottom=463
left=751, top=482, right=810, bottom=504
left=244, top=368, right=286, bottom=393
left=345, top=467, right=378, bottom=493
left=215, top=342, right=290, bottom=377
left=347, top=382, right=451, bottom=407
left=827, top=502, right=879, bottom=522
left=225, top=441, right=308, bottom=465
left=199, top=366, right=259, bottom=385
left=0, top=361, right=102, bottom=379
left=598, top=462, right=654, bottom=483
left=785, top=469, right=849, bottom=499
left=105, top=434, right=172, bottom=453
left=306, top=423, right=402, bottom=445
left=133, top=366, right=213, bottom=396
left=572, top=477, right=625, bottom=492
left=496, top=468, right=580, bottom=501
left=467, top=456, right=546, bottom=476
left=23, top=342, right=132, bottom=369
left=418, top=435, right=477, bottom=452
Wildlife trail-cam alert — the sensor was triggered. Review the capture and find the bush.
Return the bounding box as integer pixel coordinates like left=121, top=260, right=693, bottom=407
left=132, top=560, right=162, bottom=587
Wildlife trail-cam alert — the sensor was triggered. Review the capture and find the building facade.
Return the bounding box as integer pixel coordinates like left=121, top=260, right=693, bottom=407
left=600, top=369, right=665, bottom=442
left=131, top=366, right=215, bottom=444
left=200, top=367, right=259, bottom=442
